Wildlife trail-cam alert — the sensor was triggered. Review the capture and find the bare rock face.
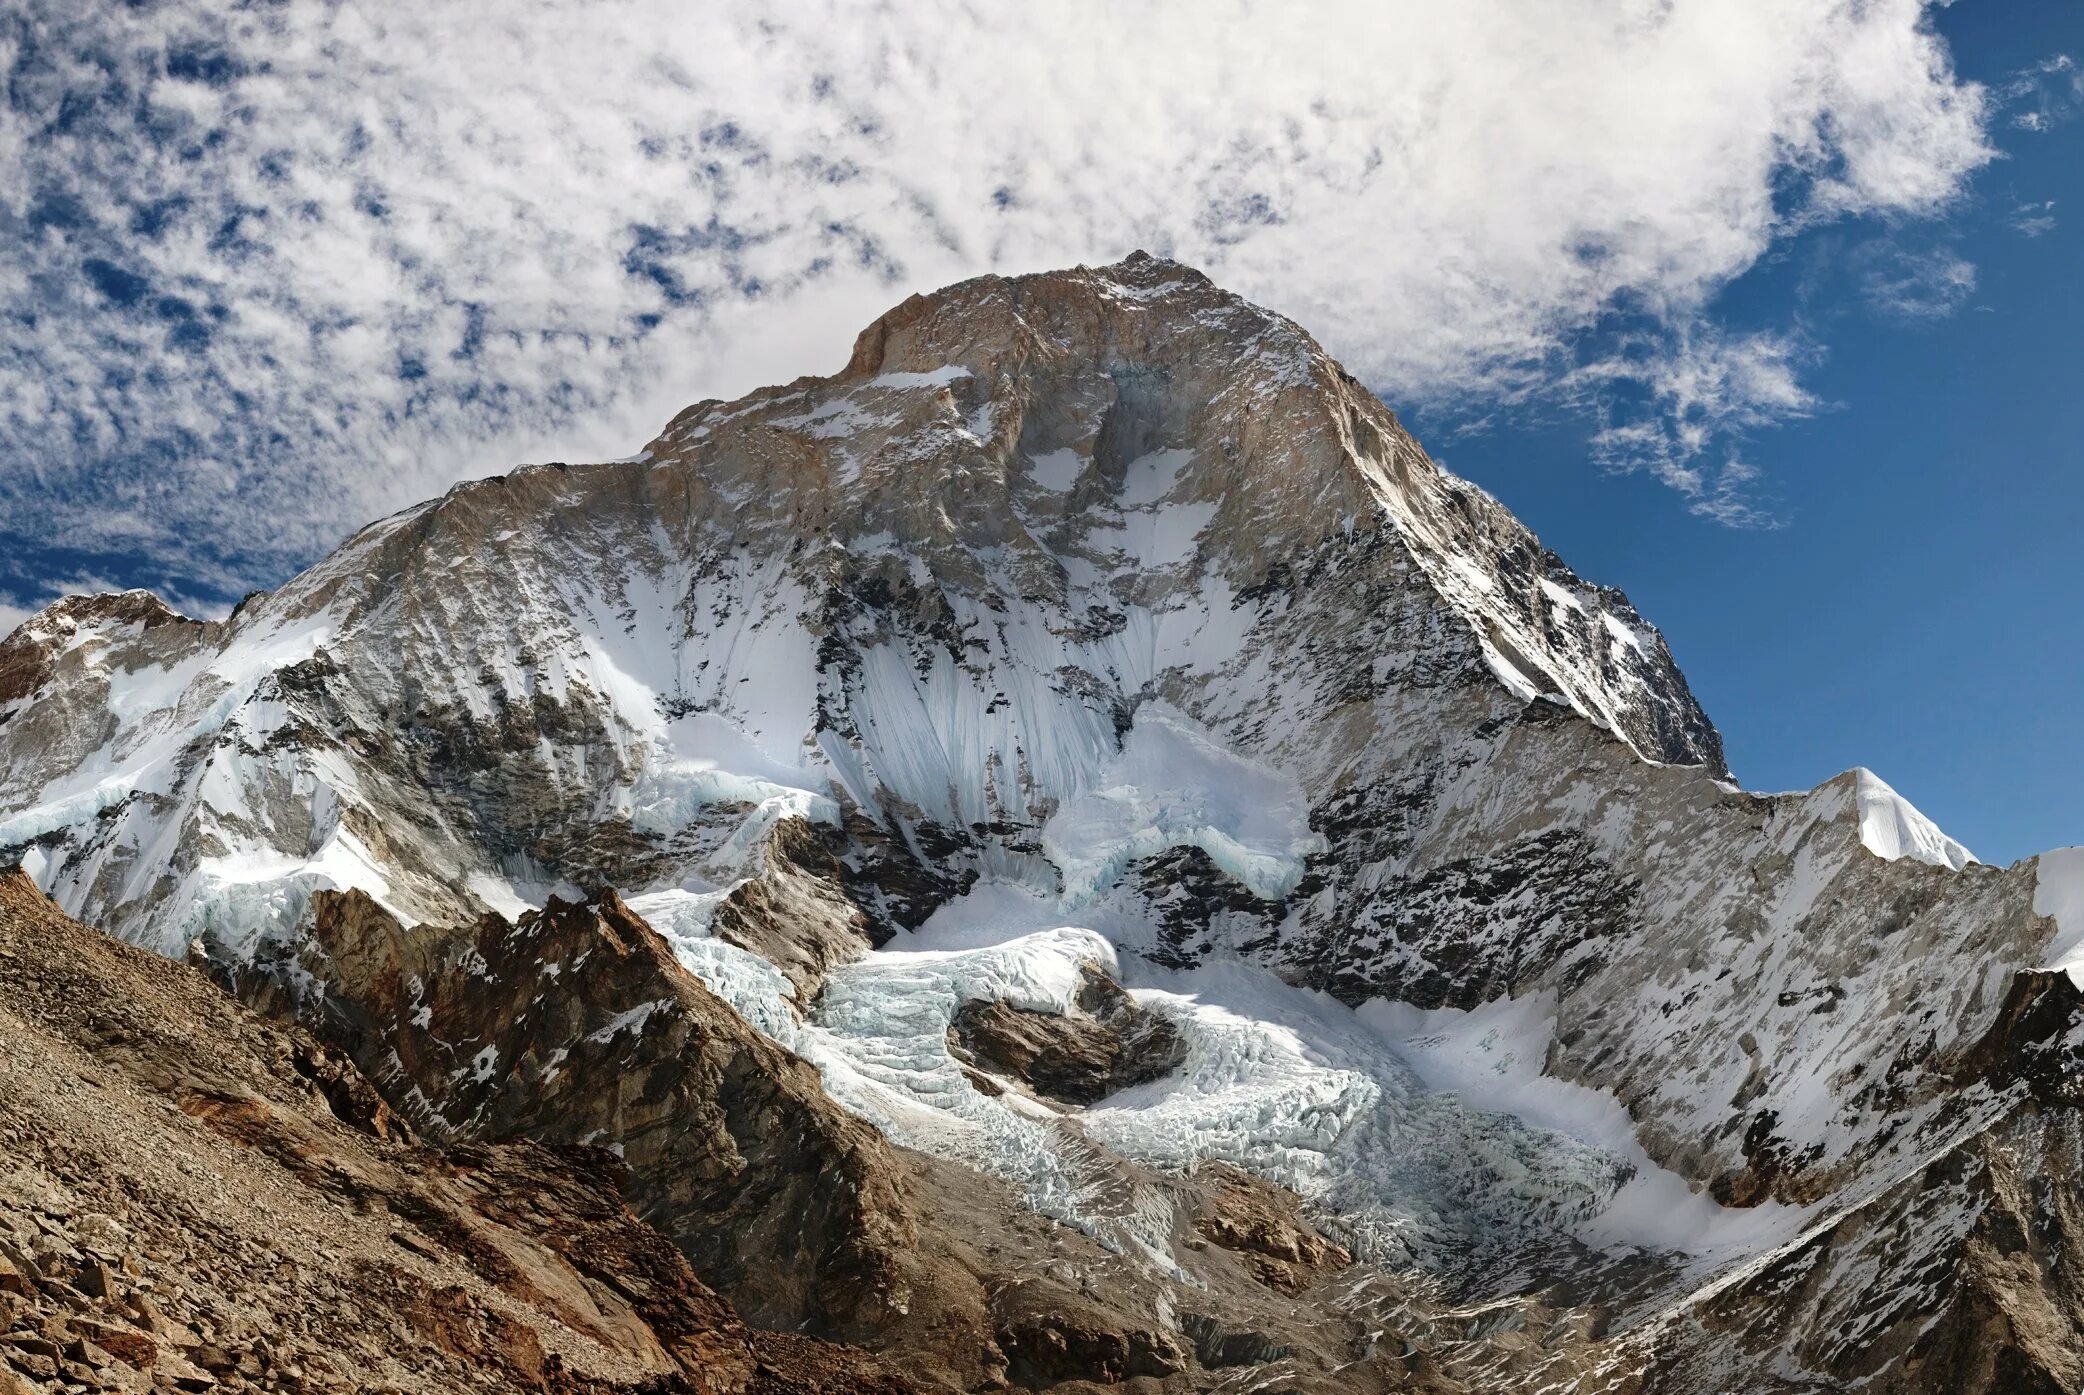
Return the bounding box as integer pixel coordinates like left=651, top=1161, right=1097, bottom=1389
left=249, top=883, right=920, bottom=1346
left=948, top=961, right=1185, bottom=1105
left=708, top=816, right=876, bottom=996
left=1191, top=1164, right=1353, bottom=1296
left=0, top=869, right=916, bottom=1395
left=989, top=1287, right=1191, bottom=1389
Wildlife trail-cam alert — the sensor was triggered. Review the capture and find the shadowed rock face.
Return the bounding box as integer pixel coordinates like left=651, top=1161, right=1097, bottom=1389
left=4, top=256, right=2084, bottom=1392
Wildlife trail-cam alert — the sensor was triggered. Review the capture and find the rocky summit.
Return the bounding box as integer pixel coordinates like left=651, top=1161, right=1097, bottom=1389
left=4, top=253, right=2084, bottom=1393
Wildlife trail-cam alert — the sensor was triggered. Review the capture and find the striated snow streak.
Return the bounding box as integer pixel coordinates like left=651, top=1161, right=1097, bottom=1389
left=1042, top=701, right=1324, bottom=902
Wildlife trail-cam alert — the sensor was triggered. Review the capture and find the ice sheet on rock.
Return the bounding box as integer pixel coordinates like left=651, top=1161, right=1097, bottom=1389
left=1042, top=702, right=1324, bottom=902
left=624, top=886, right=801, bottom=1041
left=2035, top=847, right=2084, bottom=988
left=1084, top=962, right=1385, bottom=1192
left=797, top=888, right=1635, bottom=1271
left=1360, top=993, right=1812, bottom=1263
left=791, top=926, right=1187, bottom=1259
left=1097, top=449, right=1214, bottom=569
left=176, top=819, right=412, bottom=962
left=1092, top=958, right=1634, bottom=1263
left=1851, top=769, right=1974, bottom=871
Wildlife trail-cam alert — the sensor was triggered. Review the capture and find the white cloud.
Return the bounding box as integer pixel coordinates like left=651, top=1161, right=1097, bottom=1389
left=2012, top=199, right=2059, bottom=238
left=0, top=0, right=1999, bottom=595
left=1856, top=243, right=1980, bottom=320
left=2000, top=53, right=2081, bottom=131
left=1574, top=324, right=1817, bottom=523
left=0, top=600, right=30, bottom=638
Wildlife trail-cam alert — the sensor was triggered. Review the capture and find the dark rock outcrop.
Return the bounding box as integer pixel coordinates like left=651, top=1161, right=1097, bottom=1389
left=267, top=883, right=919, bottom=1346
left=948, top=962, right=1185, bottom=1105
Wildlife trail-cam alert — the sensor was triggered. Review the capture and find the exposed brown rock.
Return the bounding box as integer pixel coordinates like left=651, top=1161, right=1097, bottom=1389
left=990, top=1284, right=1190, bottom=1389
left=0, top=868, right=917, bottom=1395
left=271, top=882, right=917, bottom=1346
left=709, top=816, right=875, bottom=998
left=948, top=961, right=1185, bottom=1106
left=1191, top=1165, right=1351, bottom=1295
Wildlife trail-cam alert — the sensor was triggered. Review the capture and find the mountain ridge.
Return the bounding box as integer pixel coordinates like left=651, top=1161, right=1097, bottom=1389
left=4, top=255, right=2083, bottom=1392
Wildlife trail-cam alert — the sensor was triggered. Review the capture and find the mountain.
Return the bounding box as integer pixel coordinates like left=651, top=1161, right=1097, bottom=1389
left=0, top=868, right=918, bottom=1395
left=5, top=252, right=2084, bottom=1393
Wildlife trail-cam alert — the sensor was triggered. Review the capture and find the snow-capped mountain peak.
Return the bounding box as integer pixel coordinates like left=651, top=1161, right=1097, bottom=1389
left=3, top=254, right=2076, bottom=1392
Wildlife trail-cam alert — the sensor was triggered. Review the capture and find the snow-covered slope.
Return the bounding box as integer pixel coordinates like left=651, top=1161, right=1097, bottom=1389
left=1853, top=767, right=1975, bottom=870
left=3, top=253, right=2079, bottom=1392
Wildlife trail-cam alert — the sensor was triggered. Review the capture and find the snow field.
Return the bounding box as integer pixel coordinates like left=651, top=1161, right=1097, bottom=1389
left=2035, top=846, right=2084, bottom=987
left=1851, top=769, right=1975, bottom=870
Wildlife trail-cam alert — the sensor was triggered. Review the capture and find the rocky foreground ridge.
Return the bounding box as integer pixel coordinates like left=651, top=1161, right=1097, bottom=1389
left=0, top=868, right=920, bottom=1395
left=4, top=253, right=2084, bottom=1392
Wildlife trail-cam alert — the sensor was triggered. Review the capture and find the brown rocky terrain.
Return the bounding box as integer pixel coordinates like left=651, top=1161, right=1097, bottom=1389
left=0, top=869, right=916, bottom=1395
left=947, top=962, right=1185, bottom=1106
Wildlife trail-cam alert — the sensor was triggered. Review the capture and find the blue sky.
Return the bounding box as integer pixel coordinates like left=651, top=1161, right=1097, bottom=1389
left=0, top=1, right=2076, bottom=861
left=1412, top=1, right=2084, bottom=863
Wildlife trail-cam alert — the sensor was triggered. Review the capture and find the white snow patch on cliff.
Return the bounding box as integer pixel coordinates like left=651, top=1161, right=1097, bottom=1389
left=465, top=871, right=535, bottom=920
left=1852, top=769, right=1973, bottom=871
left=2034, top=847, right=2084, bottom=988
left=1028, top=447, right=1085, bottom=492
left=1602, top=612, right=1648, bottom=656
left=1360, top=993, right=1812, bottom=1261
left=1539, top=578, right=1585, bottom=615
left=1042, top=701, right=1323, bottom=902
left=1117, top=448, right=1194, bottom=507
left=871, top=365, right=970, bottom=390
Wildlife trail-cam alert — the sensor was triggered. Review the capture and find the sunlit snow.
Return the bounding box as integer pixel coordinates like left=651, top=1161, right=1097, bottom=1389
left=1042, top=701, right=1325, bottom=902
left=2035, top=846, right=2084, bottom=988
left=1851, top=768, right=1974, bottom=870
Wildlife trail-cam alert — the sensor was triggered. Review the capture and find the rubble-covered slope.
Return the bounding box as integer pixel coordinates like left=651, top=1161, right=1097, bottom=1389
left=0, top=869, right=918, bottom=1395
left=4, top=254, right=2084, bottom=1391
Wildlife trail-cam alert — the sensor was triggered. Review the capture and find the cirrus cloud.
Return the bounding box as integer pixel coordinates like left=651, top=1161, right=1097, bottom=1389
left=0, top=0, right=1997, bottom=607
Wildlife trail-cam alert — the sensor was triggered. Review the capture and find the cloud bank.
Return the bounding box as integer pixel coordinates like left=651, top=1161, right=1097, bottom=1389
left=0, top=0, right=1996, bottom=609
